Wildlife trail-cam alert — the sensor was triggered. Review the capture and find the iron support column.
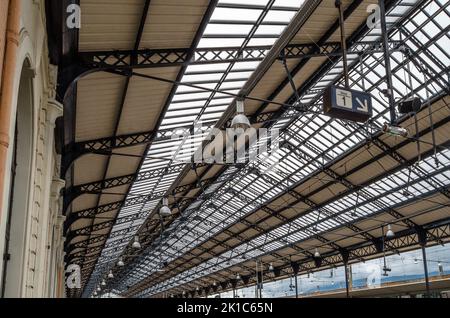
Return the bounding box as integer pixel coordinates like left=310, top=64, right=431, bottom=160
left=344, top=263, right=351, bottom=298
left=421, top=245, right=431, bottom=298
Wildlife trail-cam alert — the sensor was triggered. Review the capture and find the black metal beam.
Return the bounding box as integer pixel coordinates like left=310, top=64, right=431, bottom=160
left=63, top=162, right=208, bottom=216
left=61, top=109, right=297, bottom=176
left=65, top=174, right=217, bottom=232
left=62, top=130, right=154, bottom=177
left=61, top=39, right=396, bottom=102
left=80, top=40, right=400, bottom=70
left=74, top=0, right=154, bottom=297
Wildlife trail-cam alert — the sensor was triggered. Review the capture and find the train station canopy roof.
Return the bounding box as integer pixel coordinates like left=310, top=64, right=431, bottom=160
left=50, top=0, right=450, bottom=298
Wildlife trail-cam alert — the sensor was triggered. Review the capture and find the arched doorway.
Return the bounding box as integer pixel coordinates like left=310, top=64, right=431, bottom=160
left=1, top=59, right=34, bottom=298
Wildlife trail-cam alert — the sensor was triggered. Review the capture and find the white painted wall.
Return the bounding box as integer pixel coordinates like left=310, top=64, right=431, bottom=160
left=0, top=0, right=65, bottom=298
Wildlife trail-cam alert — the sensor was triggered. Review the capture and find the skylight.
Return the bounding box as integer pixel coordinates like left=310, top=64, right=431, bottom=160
left=121, top=0, right=450, bottom=297
left=85, top=0, right=306, bottom=295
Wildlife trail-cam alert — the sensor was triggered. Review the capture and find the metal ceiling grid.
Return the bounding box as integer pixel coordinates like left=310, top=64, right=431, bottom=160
left=144, top=147, right=450, bottom=296
left=118, top=0, right=450, bottom=297
left=74, top=0, right=217, bottom=297
left=82, top=0, right=307, bottom=296
left=105, top=3, right=310, bottom=292
left=113, top=0, right=404, bottom=296
left=57, top=0, right=450, bottom=298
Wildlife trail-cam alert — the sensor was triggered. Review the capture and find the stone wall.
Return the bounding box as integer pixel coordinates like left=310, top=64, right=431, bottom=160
left=0, top=0, right=65, bottom=298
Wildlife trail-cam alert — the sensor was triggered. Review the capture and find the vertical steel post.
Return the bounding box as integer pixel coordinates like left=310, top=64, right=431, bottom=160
left=260, top=261, right=264, bottom=299
left=255, top=260, right=259, bottom=298
left=378, top=0, right=397, bottom=124
left=344, top=263, right=351, bottom=298
left=295, top=274, right=299, bottom=298
left=336, top=0, right=350, bottom=88
left=421, top=245, right=431, bottom=298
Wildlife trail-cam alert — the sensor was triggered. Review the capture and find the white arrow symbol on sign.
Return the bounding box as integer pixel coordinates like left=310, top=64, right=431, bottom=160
left=356, top=97, right=369, bottom=113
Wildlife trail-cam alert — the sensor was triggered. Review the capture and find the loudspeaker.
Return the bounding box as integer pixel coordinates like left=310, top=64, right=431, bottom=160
left=398, top=97, right=422, bottom=114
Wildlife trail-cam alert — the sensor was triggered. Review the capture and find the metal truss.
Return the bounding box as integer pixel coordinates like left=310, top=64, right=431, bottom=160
left=81, top=0, right=450, bottom=297
left=78, top=40, right=399, bottom=73
left=122, top=89, right=450, bottom=296
left=60, top=39, right=401, bottom=105
left=61, top=110, right=298, bottom=176
left=63, top=162, right=209, bottom=215
left=66, top=175, right=215, bottom=222
left=110, top=0, right=436, bottom=296
left=68, top=17, right=400, bottom=294
left=158, top=217, right=450, bottom=298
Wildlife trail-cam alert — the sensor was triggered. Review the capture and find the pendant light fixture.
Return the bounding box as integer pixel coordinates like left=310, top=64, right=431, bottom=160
left=101, top=279, right=106, bottom=286
left=382, top=123, right=409, bottom=137
left=108, top=270, right=114, bottom=279
left=386, top=225, right=395, bottom=238
left=236, top=273, right=241, bottom=280
left=268, top=263, right=274, bottom=271
left=160, top=197, right=172, bottom=217
left=314, top=248, right=321, bottom=258
left=117, top=257, right=125, bottom=267
left=132, top=235, right=141, bottom=249
left=156, top=264, right=165, bottom=272
left=231, top=99, right=251, bottom=131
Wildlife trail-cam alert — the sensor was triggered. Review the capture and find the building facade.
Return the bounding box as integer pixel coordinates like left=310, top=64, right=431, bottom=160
left=0, top=0, right=65, bottom=298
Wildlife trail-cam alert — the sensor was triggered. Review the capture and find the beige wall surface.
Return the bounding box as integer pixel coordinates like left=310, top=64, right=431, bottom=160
left=0, top=0, right=65, bottom=298
left=0, top=0, right=10, bottom=88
